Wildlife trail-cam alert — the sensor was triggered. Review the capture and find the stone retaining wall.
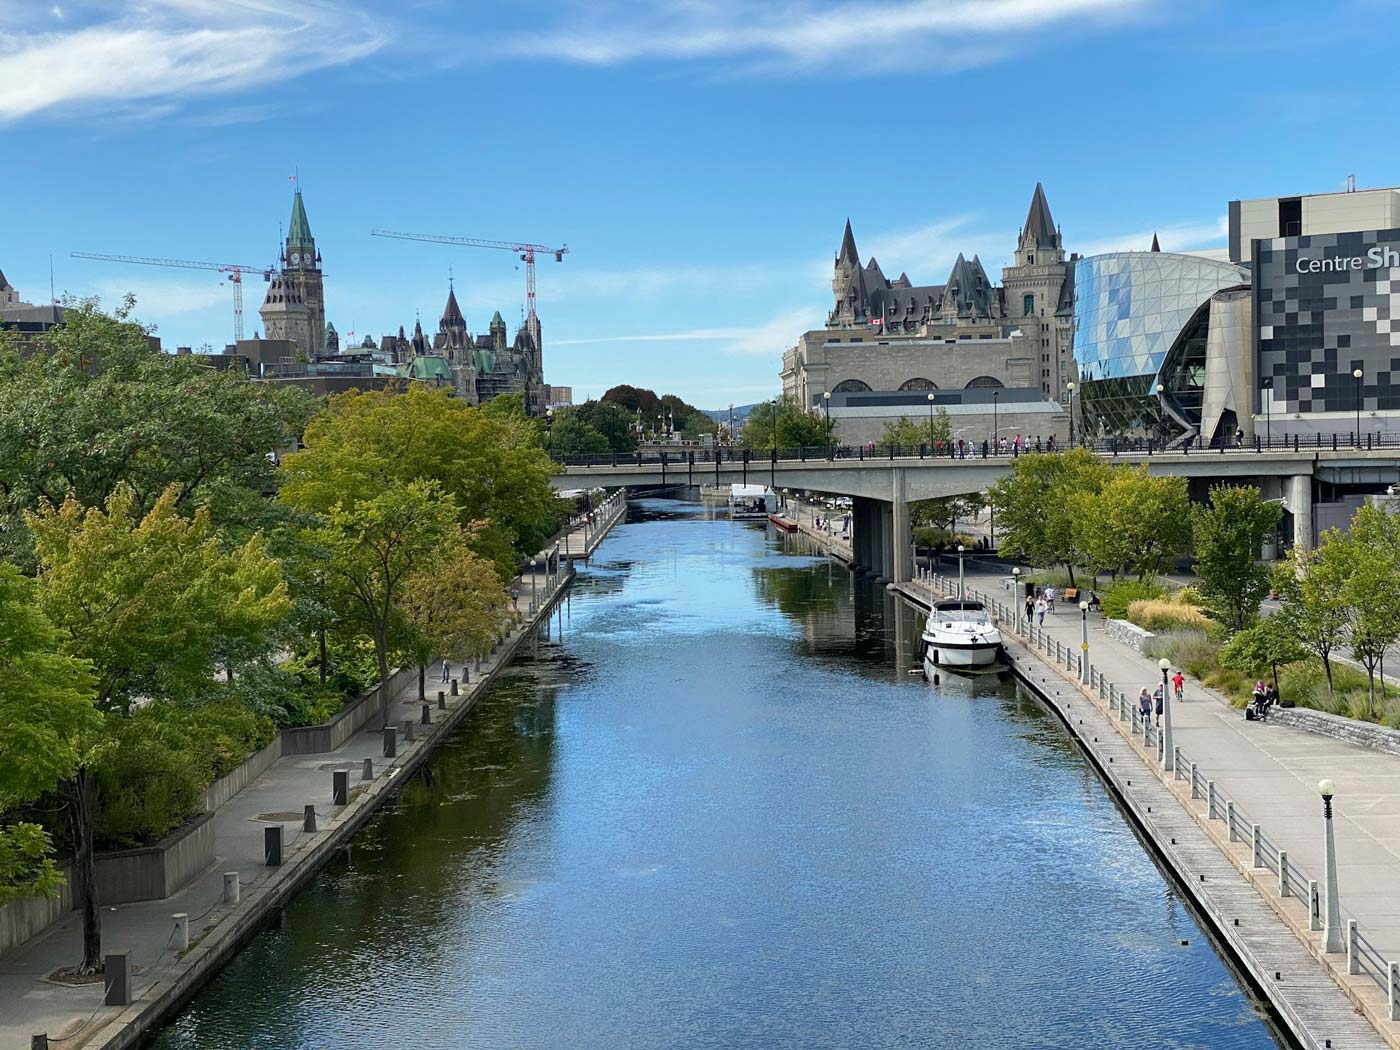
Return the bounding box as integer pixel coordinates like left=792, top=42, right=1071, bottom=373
left=282, top=667, right=416, bottom=756
left=0, top=866, right=75, bottom=957
left=203, top=736, right=282, bottom=812
left=94, top=811, right=217, bottom=907
left=1104, top=617, right=1157, bottom=655
left=1269, top=706, right=1400, bottom=758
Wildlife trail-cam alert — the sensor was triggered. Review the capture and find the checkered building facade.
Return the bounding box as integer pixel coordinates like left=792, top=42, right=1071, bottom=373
left=1254, top=228, right=1400, bottom=415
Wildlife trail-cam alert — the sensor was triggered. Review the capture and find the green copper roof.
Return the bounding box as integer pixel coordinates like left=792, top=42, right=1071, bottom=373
left=489, top=310, right=505, bottom=327
left=288, top=190, right=314, bottom=250
left=396, top=356, right=453, bottom=383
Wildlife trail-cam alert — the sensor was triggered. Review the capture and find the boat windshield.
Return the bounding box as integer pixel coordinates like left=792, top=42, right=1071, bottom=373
left=931, top=600, right=988, bottom=623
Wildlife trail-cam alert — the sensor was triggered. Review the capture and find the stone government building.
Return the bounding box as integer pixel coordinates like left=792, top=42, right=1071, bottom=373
left=781, top=184, right=1074, bottom=445
left=252, top=189, right=546, bottom=411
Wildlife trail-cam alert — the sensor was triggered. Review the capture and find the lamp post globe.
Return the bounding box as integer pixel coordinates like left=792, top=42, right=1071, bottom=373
left=1353, top=369, right=1364, bottom=447
left=1318, top=777, right=1343, bottom=952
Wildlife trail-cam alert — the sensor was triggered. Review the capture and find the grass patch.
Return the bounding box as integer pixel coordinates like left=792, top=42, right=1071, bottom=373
left=1127, top=598, right=1215, bottom=634
left=1101, top=578, right=1167, bottom=620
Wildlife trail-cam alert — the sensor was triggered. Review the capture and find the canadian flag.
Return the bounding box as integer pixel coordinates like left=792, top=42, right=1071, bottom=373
left=868, top=317, right=883, bottom=326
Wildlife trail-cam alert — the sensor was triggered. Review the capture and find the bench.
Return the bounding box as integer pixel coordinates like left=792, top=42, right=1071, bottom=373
left=1061, top=587, right=1080, bottom=604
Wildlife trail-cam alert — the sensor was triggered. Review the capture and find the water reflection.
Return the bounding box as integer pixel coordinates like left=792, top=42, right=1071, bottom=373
left=147, top=498, right=1287, bottom=1050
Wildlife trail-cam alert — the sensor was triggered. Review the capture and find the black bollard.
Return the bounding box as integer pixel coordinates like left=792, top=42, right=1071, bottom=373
left=403, top=718, right=415, bottom=743
left=104, top=951, right=132, bottom=1006
left=382, top=725, right=397, bottom=759
left=450, top=678, right=459, bottom=696
left=264, top=825, right=283, bottom=867
left=361, top=757, right=374, bottom=781
left=421, top=703, right=431, bottom=726
left=438, top=690, right=447, bottom=711
left=332, top=769, right=348, bottom=806
left=303, top=804, right=317, bottom=833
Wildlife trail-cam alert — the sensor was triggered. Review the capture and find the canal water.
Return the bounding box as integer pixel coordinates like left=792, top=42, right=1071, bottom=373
left=148, top=500, right=1287, bottom=1050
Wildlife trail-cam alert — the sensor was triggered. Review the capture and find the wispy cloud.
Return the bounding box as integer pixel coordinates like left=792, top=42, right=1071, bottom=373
left=1075, top=216, right=1228, bottom=257
left=0, top=1, right=390, bottom=123
left=555, top=308, right=819, bottom=357
left=506, top=0, right=1157, bottom=75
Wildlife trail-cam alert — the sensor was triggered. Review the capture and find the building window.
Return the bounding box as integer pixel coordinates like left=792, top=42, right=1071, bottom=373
left=1023, top=294, right=1035, bottom=316
left=898, top=377, right=938, bottom=391
left=832, top=379, right=872, bottom=393
left=965, top=376, right=1005, bottom=389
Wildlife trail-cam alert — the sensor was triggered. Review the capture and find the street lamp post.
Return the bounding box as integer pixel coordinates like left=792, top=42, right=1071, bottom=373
left=1353, top=368, right=1364, bottom=447
left=728, top=403, right=734, bottom=447
left=992, top=390, right=999, bottom=449
left=957, top=543, right=966, bottom=600
left=770, top=398, right=778, bottom=490
left=1159, top=657, right=1174, bottom=771
left=1012, top=567, right=1022, bottom=628
left=1066, top=382, right=1076, bottom=447
left=822, top=391, right=832, bottom=458
left=546, top=407, right=554, bottom=455
left=1262, top=377, right=1273, bottom=449
left=926, top=390, right=936, bottom=451
left=1319, top=778, right=1343, bottom=953
left=1079, top=600, right=1090, bottom=683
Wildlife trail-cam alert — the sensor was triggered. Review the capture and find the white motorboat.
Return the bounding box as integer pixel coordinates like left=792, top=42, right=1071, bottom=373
left=922, top=598, right=1003, bottom=670
left=728, top=483, right=777, bottom=519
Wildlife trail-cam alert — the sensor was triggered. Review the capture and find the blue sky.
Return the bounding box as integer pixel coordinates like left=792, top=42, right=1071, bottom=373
left=2, top=0, right=1397, bottom=408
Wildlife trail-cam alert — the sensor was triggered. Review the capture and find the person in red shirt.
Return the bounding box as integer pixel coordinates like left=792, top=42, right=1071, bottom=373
left=1172, top=670, right=1185, bottom=702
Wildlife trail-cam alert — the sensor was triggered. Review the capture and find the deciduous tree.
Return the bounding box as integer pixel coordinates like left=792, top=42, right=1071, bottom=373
left=400, top=535, right=509, bottom=698
left=1191, top=485, right=1281, bottom=634
left=1274, top=548, right=1349, bottom=697
left=987, top=449, right=1111, bottom=584
left=1071, top=468, right=1190, bottom=581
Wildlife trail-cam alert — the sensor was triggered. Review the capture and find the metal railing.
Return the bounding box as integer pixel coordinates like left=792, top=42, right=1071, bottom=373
left=551, top=431, right=1400, bottom=470
left=914, top=569, right=1400, bottom=1012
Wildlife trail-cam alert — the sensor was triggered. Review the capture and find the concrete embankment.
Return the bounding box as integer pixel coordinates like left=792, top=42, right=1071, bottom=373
left=894, top=576, right=1390, bottom=1050
left=2, top=503, right=628, bottom=1050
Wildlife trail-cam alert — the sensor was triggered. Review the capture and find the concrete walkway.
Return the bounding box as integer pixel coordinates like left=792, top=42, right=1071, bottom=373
left=785, top=497, right=853, bottom=562
left=0, top=510, right=621, bottom=1050
left=906, top=564, right=1400, bottom=1043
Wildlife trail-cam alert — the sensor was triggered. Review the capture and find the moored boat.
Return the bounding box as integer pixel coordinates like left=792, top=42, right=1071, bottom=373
left=921, top=598, right=1003, bottom=670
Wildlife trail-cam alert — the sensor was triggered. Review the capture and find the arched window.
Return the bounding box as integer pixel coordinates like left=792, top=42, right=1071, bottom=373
left=965, top=376, right=1005, bottom=389
left=898, top=378, right=937, bottom=391
left=832, top=379, right=872, bottom=393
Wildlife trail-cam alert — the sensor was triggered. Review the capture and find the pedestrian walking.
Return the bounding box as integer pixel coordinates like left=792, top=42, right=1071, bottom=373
left=441, top=661, right=451, bottom=683
left=1025, top=594, right=1035, bottom=622
left=1035, top=597, right=1048, bottom=626
left=1138, top=688, right=1152, bottom=722
left=1172, top=670, right=1185, bottom=703
left=1235, top=426, right=1245, bottom=448
left=1153, top=684, right=1164, bottom=726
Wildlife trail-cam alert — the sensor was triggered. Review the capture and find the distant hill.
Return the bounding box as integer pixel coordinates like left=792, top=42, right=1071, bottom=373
left=703, top=402, right=764, bottom=425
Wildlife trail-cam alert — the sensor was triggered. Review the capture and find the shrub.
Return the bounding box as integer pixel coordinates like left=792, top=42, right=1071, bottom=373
left=1127, top=598, right=1214, bottom=634
left=1174, top=584, right=1206, bottom=606
left=1143, top=628, right=1220, bottom=680
left=1102, top=578, right=1167, bottom=620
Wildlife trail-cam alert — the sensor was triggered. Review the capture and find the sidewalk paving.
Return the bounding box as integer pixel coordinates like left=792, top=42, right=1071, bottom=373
left=923, top=565, right=1400, bottom=965
left=0, top=520, right=607, bottom=1050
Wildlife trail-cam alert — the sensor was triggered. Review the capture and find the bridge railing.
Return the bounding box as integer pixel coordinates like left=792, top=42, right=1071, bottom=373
left=551, top=431, right=1400, bottom=470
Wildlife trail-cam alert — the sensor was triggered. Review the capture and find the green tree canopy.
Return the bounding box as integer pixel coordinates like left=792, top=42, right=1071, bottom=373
left=547, top=407, right=610, bottom=457
left=1191, top=485, right=1281, bottom=634
left=400, top=534, right=509, bottom=699
left=279, top=386, right=563, bottom=578
left=1070, top=467, right=1191, bottom=580
left=1219, top=616, right=1307, bottom=694
left=0, top=298, right=314, bottom=564
left=1333, top=505, right=1400, bottom=717
left=573, top=399, right=640, bottom=453
left=739, top=396, right=831, bottom=450
left=1274, top=546, right=1349, bottom=697
left=0, top=564, right=101, bottom=906
left=875, top=409, right=952, bottom=452
left=987, top=448, right=1111, bottom=584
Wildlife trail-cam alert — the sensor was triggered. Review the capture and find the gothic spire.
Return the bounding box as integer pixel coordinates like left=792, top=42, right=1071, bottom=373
left=1150, top=232, right=1161, bottom=252
left=1022, top=182, right=1058, bottom=249
left=838, top=219, right=860, bottom=267
left=288, top=189, right=314, bottom=251
left=441, top=285, right=465, bottom=328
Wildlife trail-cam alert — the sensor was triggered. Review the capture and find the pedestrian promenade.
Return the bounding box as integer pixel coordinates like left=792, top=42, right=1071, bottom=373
left=905, top=564, right=1400, bottom=1046
left=557, top=490, right=626, bottom=561
left=0, top=509, right=619, bottom=1050
left=785, top=498, right=853, bottom=562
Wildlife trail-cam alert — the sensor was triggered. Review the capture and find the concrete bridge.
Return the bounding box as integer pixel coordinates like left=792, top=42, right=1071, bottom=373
left=551, top=445, right=1400, bottom=583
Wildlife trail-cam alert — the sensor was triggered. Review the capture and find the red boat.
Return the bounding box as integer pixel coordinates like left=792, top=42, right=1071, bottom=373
left=769, top=514, right=799, bottom=532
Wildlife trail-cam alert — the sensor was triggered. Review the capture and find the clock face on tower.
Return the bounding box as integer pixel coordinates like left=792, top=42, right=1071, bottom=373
left=290, top=252, right=302, bottom=266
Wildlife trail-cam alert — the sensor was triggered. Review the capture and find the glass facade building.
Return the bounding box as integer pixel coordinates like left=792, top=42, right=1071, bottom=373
left=1073, top=253, right=1250, bottom=441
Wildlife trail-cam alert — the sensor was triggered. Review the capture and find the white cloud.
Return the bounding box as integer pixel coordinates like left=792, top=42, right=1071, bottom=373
left=506, top=0, right=1156, bottom=75
left=554, top=307, right=819, bottom=357
left=1075, top=216, right=1228, bottom=257
left=0, top=1, right=389, bottom=122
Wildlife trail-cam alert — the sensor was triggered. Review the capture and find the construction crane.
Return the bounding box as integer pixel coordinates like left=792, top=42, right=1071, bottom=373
left=369, top=230, right=568, bottom=343
left=71, top=252, right=274, bottom=342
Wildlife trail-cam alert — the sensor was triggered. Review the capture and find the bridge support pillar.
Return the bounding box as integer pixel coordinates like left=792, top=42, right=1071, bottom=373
left=1289, top=473, right=1314, bottom=553
left=891, top=470, right=910, bottom=584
